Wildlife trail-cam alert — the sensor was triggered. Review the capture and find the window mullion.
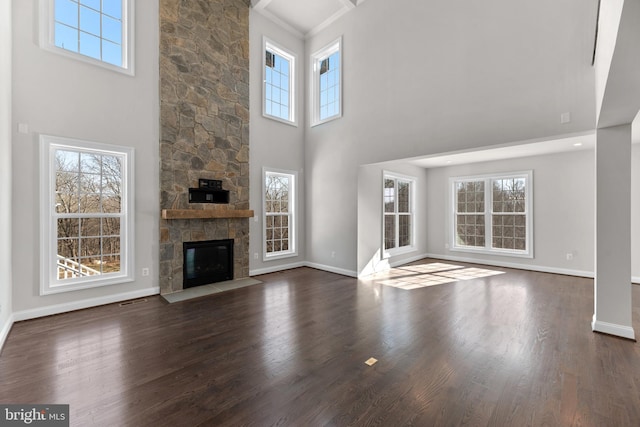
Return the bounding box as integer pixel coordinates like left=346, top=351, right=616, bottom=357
left=485, top=178, right=492, bottom=250
left=394, top=179, right=399, bottom=250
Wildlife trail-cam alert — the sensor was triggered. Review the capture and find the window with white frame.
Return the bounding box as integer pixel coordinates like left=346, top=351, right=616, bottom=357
left=383, top=172, right=415, bottom=255
left=40, top=135, right=134, bottom=294
left=263, top=38, right=296, bottom=125
left=40, top=0, right=134, bottom=74
left=451, top=171, right=533, bottom=257
left=264, top=169, right=297, bottom=259
left=311, top=37, right=342, bottom=126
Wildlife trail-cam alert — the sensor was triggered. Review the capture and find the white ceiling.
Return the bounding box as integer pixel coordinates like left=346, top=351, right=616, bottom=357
left=252, top=0, right=361, bottom=37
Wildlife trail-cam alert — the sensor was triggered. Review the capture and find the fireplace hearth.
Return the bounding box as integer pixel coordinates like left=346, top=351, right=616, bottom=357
left=183, top=239, right=234, bottom=288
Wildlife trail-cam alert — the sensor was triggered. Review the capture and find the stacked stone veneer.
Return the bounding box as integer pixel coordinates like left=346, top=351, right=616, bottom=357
left=159, top=0, right=250, bottom=294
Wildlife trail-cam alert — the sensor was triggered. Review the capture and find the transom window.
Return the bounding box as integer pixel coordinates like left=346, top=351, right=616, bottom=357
left=451, top=172, right=533, bottom=257
left=40, top=0, right=134, bottom=74
left=383, top=172, right=415, bottom=256
left=311, top=37, right=342, bottom=126
left=264, top=169, right=297, bottom=260
left=263, top=38, right=296, bottom=125
left=40, top=135, right=134, bottom=294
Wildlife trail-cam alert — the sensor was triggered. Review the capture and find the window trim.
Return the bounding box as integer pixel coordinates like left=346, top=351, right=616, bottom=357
left=449, top=171, right=534, bottom=258
left=262, top=168, right=298, bottom=261
left=310, top=37, right=342, bottom=127
left=39, top=134, right=135, bottom=295
left=262, top=37, right=297, bottom=126
left=38, top=0, right=135, bottom=76
left=382, top=171, right=417, bottom=258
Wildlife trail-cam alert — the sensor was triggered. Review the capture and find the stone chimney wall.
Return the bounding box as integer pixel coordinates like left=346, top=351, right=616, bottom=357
left=159, top=0, right=250, bottom=294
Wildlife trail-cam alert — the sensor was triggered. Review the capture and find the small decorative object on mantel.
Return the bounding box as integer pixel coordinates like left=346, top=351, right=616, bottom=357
left=189, top=178, right=229, bottom=204
left=198, top=178, right=222, bottom=190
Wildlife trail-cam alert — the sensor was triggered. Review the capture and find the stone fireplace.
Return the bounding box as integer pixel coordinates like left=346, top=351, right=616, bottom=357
left=159, top=0, right=251, bottom=294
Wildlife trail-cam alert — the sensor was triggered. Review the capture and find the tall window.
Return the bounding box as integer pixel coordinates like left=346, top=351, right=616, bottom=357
left=263, top=38, right=296, bottom=125
left=451, top=172, right=533, bottom=257
left=383, top=172, right=415, bottom=255
left=264, top=169, right=297, bottom=259
left=311, top=37, right=342, bottom=126
left=40, top=135, right=134, bottom=294
left=40, top=0, right=134, bottom=74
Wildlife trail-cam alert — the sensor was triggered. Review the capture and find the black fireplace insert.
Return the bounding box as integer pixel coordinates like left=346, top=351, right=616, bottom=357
left=183, top=239, right=234, bottom=288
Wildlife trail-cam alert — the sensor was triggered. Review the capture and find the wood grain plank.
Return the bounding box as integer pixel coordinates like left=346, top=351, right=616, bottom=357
left=161, top=208, right=254, bottom=219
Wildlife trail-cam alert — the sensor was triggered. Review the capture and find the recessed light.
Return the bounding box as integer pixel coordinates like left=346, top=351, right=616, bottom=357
left=573, top=142, right=583, bottom=147
left=446, top=160, right=452, bottom=164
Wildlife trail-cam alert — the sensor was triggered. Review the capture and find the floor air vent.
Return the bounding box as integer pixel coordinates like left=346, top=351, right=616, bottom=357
left=119, top=298, right=148, bottom=307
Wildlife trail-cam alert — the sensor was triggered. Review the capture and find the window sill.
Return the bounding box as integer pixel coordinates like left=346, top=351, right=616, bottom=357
left=262, top=113, right=298, bottom=127
left=263, top=251, right=298, bottom=262
left=41, top=275, right=134, bottom=295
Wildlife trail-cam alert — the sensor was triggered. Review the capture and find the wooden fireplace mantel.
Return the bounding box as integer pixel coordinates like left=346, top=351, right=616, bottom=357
left=161, top=208, right=255, bottom=220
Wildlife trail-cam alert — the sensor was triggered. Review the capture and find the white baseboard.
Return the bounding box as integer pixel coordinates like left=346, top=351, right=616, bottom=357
left=252, top=261, right=357, bottom=278
left=592, top=314, right=636, bottom=340
left=12, top=287, right=160, bottom=322
left=250, top=261, right=306, bottom=277
left=303, top=262, right=358, bottom=278
left=425, top=253, right=594, bottom=279
left=389, top=253, right=430, bottom=268
left=0, top=314, right=15, bottom=354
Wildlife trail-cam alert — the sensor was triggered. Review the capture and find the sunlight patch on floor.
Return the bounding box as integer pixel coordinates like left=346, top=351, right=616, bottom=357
left=368, top=262, right=505, bottom=290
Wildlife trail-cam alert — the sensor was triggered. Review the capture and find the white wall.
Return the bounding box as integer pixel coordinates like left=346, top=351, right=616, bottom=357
left=305, top=0, right=597, bottom=273
left=425, top=150, right=595, bottom=275
left=357, top=162, right=429, bottom=276
left=631, top=143, right=640, bottom=280
left=11, top=0, right=159, bottom=318
left=249, top=11, right=306, bottom=275
left=0, top=0, right=13, bottom=348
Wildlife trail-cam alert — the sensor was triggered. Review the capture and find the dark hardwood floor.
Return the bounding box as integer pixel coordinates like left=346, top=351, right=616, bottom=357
left=2, top=259, right=640, bottom=426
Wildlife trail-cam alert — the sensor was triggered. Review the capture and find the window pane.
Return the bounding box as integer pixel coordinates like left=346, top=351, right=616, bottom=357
left=103, top=236, right=120, bottom=255
left=55, top=0, right=79, bottom=27
left=384, top=215, right=395, bottom=250
left=102, top=39, right=122, bottom=66
left=399, top=215, right=411, bottom=247
left=103, top=217, right=120, bottom=236
left=79, top=32, right=101, bottom=60
left=384, top=179, right=395, bottom=213
left=103, top=0, right=122, bottom=20
left=56, top=170, right=79, bottom=213
left=78, top=193, right=100, bottom=213
left=79, top=6, right=101, bottom=36
left=102, top=255, right=121, bottom=273
left=80, top=237, right=101, bottom=257
left=398, top=181, right=410, bottom=213
left=80, top=0, right=101, bottom=10
left=57, top=238, right=78, bottom=259
left=102, top=15, right=122, bottom=44
left=80, top=218, right=101, bottom=236
left=57, top=218, right=79, bottom=239
left=55, top=22, right=79, bottom=52
left=102, top=194, right=121, bottom=213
